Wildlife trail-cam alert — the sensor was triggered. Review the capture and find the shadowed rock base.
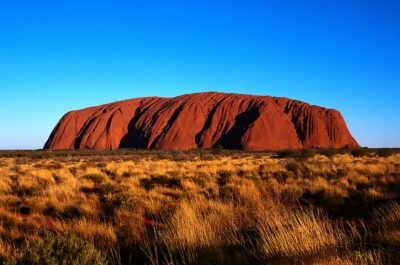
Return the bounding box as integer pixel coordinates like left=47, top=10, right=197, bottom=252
left=44, top=92, right=360, bottom=150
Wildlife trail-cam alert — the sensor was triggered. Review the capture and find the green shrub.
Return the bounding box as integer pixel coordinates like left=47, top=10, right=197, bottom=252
left=82, top=173, right=106, bottom=184
left=102, top=170, right=118, bottom=180
left=6, top=234, right=107, bottom=265
left=139, top=175, right=182, bottom=191
left=277, top=149, right=316, bottom=159
left=15, top=186, right=43, bottom=197
left=211, top=145, right=224, bottom=155
left=299, top=149, right=316, bottom=159
left=121, top=171, right=132, bottom=178
left=217, top=170, right=233, bottom=186
left=197, top=148, right=204, bottom=159
left=351, top=148, right=370, bottom=157
left=317, top=148, right=338, bottom=158
left=43, top=203, right=60, bottom=218
left=285, top=161, right=301, bottom=174
left=62, top=205, right=83, bottom=220
left=375, top=148, right=397, bottom=158
left=96, top=162, right=107, bottom=168
left=277, top=149, right=297, bottom=158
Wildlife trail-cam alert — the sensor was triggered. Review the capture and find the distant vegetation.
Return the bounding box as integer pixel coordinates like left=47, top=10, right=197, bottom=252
left=0, top=148, right=399, bottom=264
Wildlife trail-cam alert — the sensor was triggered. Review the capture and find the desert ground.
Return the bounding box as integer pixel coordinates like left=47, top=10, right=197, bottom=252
left=0, top=148, right=399, bottom=264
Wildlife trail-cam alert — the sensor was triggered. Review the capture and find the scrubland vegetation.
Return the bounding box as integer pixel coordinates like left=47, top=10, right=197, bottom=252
left=0, top=148, right=399, bottom=264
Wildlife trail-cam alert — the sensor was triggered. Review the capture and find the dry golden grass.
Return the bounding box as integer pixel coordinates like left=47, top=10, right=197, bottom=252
left=0, top=149, right=398, bottom=264
left=257, top=206, right=340, bottom=257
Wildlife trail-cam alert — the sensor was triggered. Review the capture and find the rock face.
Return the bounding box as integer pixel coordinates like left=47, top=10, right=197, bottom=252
left=44, top=92, right=360, bottom=150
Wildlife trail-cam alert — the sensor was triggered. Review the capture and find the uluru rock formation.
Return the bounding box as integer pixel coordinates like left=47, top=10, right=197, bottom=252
left=44, top=92, right=360, bottom=151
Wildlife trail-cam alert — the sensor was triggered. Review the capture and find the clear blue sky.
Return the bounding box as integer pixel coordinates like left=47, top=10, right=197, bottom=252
left=0, top=0, right=399, bottom=149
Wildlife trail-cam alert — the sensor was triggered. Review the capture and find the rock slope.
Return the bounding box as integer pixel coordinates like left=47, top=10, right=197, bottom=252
left=44, top=92, right=360, bottom=150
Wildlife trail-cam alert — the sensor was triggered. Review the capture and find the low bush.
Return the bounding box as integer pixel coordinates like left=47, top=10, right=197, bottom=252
left=217, top=170, right=233, bottom=186
left=82, top=173, right=106, bottom=184
left=211, top=145, right=224, bottom=155
left=62, top=205, right=83, bottom=220
left=375, top=148, right=398, bottom=158
left=5, top=234, right=107, bottom=265
left=351, top=148, right=370, bottom=157
left=139, top=175, right=182, bottom=191
left=277, top=149, right=297, bottom=158
left=285, top=161, right=301, bottom=174
left=317, top=148, right=338, bottom=158
left=277, top=149, right=316, bottom=159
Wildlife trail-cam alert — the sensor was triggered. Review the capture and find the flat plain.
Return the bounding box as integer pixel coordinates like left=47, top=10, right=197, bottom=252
left=0, top=148, right=399, bottom=264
